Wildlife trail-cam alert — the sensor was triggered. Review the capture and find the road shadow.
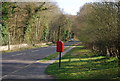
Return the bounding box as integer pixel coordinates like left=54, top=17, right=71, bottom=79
left=2, top=60, right=55, bottom=79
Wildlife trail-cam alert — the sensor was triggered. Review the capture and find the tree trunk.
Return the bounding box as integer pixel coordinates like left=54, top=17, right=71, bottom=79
left=117, top=48, right=120, bottom=66
left=117, top=1, right=120, bottom=66
left=108, top=48, right=113, bottom=57
left=8, top=34, right=10, bottom=50
left=101, top=47, right=107, bottom=56
left=107, top=48, right=110, bottom=56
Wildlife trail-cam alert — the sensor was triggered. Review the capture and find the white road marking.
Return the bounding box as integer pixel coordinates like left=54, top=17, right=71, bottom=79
left=11, top=53, right=25, bottom=56
left=2, top=62, right=34, bottom=79
left=2, top=59, right=43, bottom=79
left=31, top=50, right=39, bottom=52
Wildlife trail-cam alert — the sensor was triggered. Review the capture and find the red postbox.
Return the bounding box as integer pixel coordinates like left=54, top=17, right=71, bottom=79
left=56, top=41, right=64, bottom=52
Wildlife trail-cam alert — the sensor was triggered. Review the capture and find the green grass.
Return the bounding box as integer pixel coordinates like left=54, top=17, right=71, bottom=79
left=45, top=46, right=120, bottom=79
left=38, top=52, right=59, bottom=62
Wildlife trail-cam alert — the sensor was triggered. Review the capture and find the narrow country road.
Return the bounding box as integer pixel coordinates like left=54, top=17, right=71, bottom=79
left=1, top=41, right=80, bottom=79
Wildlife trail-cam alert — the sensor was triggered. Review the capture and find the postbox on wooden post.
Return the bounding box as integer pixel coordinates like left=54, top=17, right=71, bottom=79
left=56, top=41, right=64, bottom=52
left=56, top=41, right=64, bottom=68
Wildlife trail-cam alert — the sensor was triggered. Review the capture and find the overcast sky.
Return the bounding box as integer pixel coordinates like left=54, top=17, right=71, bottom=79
left=54, top=0, right=95, bottom=15
left=54, top=0, right=119, bottom=15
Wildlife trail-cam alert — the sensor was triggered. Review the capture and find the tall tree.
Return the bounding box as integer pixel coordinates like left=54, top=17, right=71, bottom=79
left=76, top=2, right=119, bottom=59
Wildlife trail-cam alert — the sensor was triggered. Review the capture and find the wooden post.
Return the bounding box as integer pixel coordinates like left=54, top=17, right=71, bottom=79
left=59, top=52, right=61, bottom=68
left=58, top=26, right=60, bottom=41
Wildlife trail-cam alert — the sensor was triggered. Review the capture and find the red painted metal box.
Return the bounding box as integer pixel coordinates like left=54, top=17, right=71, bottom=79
left=56, top=41, right=64, bottom=52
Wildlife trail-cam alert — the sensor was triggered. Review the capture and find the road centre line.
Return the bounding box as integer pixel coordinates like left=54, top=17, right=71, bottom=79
left=2, top=59, right=44, bottom=79
left=11, top=53, right=25, bottom=56
left=2, top=62, right=34, bottom=79
left=31, top=50, right=39, bottom=52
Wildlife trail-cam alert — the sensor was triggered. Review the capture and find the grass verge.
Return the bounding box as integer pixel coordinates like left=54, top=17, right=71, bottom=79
left=1, top=45, right=48, bottom=53
left=45, top=46, right=120, bottom=79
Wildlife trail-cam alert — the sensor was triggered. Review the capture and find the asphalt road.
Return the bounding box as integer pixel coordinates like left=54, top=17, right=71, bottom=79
left=1, top=41, right=80, bottom=79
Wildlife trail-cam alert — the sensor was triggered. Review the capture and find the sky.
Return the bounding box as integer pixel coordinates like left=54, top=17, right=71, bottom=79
left=54, top=0, right=119, bottom=15
left=54, top=0, right=95, bottom=15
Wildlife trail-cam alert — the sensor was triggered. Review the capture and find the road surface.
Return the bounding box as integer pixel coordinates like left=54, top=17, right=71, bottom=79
left=1, top=41, right=80, bottom=79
